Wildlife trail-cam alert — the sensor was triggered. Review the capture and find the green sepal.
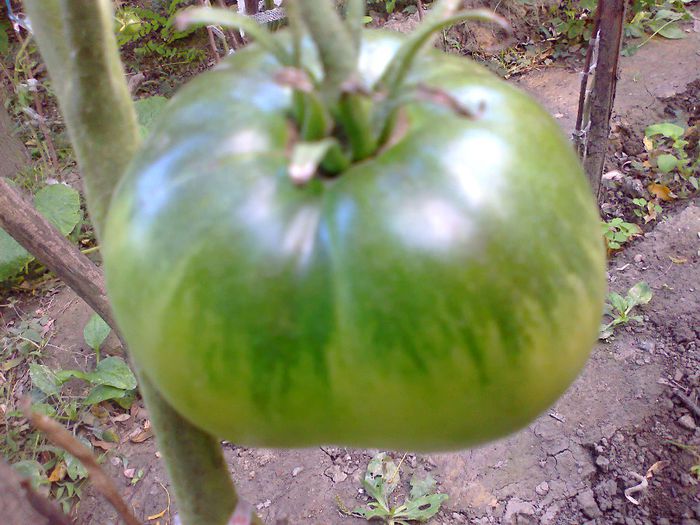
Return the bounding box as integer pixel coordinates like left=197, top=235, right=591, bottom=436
left=336, top=91, right=377, bottom=161
left=290, top=138, right=349, bottom=184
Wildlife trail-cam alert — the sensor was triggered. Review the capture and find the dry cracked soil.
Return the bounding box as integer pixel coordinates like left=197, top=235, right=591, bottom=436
left=2, top=9, right=700, bottom=525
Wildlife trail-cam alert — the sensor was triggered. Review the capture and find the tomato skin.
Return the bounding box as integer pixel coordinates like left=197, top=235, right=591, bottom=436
left=104, top=31, right=606, bottom=450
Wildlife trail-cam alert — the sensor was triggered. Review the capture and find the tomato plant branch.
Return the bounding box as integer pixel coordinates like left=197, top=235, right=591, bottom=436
left=298, top=0, right=356, bottom=101
left=21, top=2, right=260, bottom=524
left=24, top=0, right=139, bottom=235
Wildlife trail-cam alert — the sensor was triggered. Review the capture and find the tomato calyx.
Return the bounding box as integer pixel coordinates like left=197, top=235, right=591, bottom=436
left=176, top=0, right=511, bottom=182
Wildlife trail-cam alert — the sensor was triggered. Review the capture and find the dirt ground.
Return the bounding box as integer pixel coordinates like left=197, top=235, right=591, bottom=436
left=2, top=6, right=700, bottom=525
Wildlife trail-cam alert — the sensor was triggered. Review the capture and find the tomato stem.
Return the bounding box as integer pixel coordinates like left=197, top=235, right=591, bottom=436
left=337, top=90, right=378, bottom=161
left=297, top=0, right=357, bottom=102
left=345, top=0, right=367, bottom=51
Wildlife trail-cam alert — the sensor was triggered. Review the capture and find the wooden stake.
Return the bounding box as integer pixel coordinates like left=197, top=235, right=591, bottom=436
left=574, top=0, right=626, bottom=202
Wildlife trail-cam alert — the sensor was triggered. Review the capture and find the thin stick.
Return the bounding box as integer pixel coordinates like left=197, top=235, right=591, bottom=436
left=23, top=400, right=141, bottom=525
left=674, top=391, right=700, bottom=420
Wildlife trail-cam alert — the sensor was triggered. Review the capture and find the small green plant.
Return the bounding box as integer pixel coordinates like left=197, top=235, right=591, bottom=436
left=13, top=446, right=90, bottom=514
left=599, top=282, right=652, bottom=339
left=115, top=0, right=205, bottom=63
left=632, top=197, right=663, bottom=222
left=542, top=0, right=596, bottom=54
left=644, top=122, right=699, bottom=191
left=542, top=0, right=692, bottom=57
left=601, top=218, right=642, bottom=250
left=623, top=0, right=691, bottom=55
left=1, top=312, right=97, bottom=513
left=83, top=313, right=111, bottom=363
left=344, top=453, right=448, bottom=524
left=667, top=440, right=700, bottom=479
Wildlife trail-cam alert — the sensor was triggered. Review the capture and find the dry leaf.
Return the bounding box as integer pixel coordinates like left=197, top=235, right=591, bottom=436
left=602, top=170, right=624, bottom=181
left=41, top=319, right=55, bottom=338
left=91, top=439, right=116, bottom=451
left=669, top=255, right=688, bottom=264
left=147, top=509, right=167, bottom=521
left=643, top=136, right=653, bottom=152
left=143, top=419, right=151, bottom=430
left=48, top=461, right=67, bottom=482
left=648, top=183, right=676, bottom=201
left=646, top=460, right=669, bottom=478
left=130, top=429, right=154, bottom=444
left=91, top=404, right=110, bottom=421
left=113, top=413, right=131, bottom=423
left=644, top=201, right=658, bottom=223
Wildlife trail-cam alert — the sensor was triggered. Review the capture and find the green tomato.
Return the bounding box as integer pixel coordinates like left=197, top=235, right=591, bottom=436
left=104, top=30, right=606, bottom=451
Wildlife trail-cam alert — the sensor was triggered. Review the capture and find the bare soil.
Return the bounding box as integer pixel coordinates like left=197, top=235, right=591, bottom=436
left=1, top=5, right=700, bottom=525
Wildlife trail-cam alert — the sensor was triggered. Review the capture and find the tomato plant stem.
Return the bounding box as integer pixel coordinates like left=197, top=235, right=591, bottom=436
left=30, top=0, right=140, bottom=236
left=298, top=0, right=356, bottom=101
left=23, top=2, right=256, bottom=524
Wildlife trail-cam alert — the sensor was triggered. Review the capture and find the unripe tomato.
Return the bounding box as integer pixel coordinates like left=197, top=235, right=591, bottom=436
left=104, top=30, right=605, bottom=451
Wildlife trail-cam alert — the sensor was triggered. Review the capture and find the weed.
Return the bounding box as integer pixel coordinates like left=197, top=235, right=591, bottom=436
left=599, top=282, right=652, bottom=339
left=541, top=0, right=692, bottom=58
left=1, top=310, right=135, bottom=514
left=340, top=452, right=448, bottom=524
left=644, top=122, right=699, bottom=192
left=668, top=440, right=700, bottom=479
left=631, top=197, right=664, bottom=223
left=623, top=0, right=691, bottom=55
left=601, top=217, right=642, bottom=250
left=115, top=0, right=206, bottom=63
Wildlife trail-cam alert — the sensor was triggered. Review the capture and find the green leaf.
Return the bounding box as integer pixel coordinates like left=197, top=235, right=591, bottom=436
left=626, top=282, right=652, bottom=307
left=1, top=356, right=25, bottom=372
left=84, top=384, right=130, bottom=405
left=13, top=460, right=47, bottom=489
left=83, top=313, right=111, bottom=351
left=655, top=22, right=685, bottom=39
left=34, top=184, right=81, bottom=236
left=362, top=453, right=399, bottom=512
left=410, top=473, right=438, bottom=499
left=0, top=21, right=10, bottom=56
left=85, top=356, right=137, bottom=390
left=608, top=292, right=628, bottom=314
left=65, top=440, right=91, bottom=481
left=29, top=363, right=61, bottom=397
left=653, top=9, right=683, bottom=21
left=645, top=123, right=685, bottom=140
left=134, top=95, right=169, bottom=137
left=0, top=229, right=33, bottom=281
left=598, top=324, right=614, bottom=340
left=351, top=502, right=391, bottom=520
left=395, top=493, right=449, bottom=521
left=30, top=402, right=57, bottom=417
left=1, top=184, right=80, bottom=282
left=657, top=154, right=679, bottom=173
left=55, top=369, right=88, bottom=383
left=621, top=44, right=639, bottom=57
